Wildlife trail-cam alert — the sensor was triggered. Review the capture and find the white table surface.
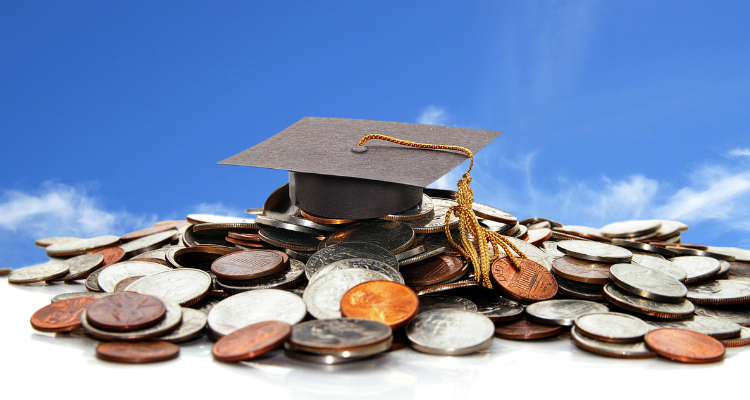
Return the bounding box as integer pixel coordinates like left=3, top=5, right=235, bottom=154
left=2, top=276, right=746, bottom=400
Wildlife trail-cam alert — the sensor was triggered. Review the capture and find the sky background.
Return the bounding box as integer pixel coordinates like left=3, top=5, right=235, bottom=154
left=2, top=1, right=750, bottom=268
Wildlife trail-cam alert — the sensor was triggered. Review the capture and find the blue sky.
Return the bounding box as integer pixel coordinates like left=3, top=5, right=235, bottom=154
left=2, top=1, right=750, bottom=268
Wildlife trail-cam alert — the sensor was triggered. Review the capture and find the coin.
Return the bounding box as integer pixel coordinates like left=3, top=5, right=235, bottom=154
left=669, top=256, right=721, bottom=284
left=602, top=283, right=694, bottom=319
left=114, top=276, right=144, bottom=292
left=480, top=219, right=515, bottom=234
left=644, top=328, right=725, bottom=363
left=720, top=326, right=750, bottom=347
left=490, top=257, right=558, bottom=302
left=82, top=300, right=182, bottom=341
left=97, top=261, right=171, bottom=292
left=258, top=228, right=321, bottom=251
left=340, top=281, right=419, bottom=329
left=211, top=250, right=287, bottom=281
left=407, top=309, right=494, bottom=355
left=282, top=347, right=368, bottom=364
left=193, top=221, right=261, bottom=233
left=52, top=253, right=105, bottom=281
left=418, top=295, right=477, bottom=313
left=612, top=239, right=678, bottom=257
left=463, top=294, right=524, bottom=322
left=299, top=210, right=357, bottom=225
left=707, top=247, right=750, bottom=263
left=551, top=256, right=611, bottom=284
left=325, top=220, right=415, bottom=254
left=215, top=259, right=306, bottom=293
left=492, top=236, right=555, bottom=271
left=395, top=245, right=427, bottom=261
left=91, top=247, right=126, bottom=267
left=526, top=300, right=608, bottom=326
left=227, top=231, right=260, bottom=242
left=647, top=315, right=741, bottom=339
left=304, top=268, right=393, bottom=319
left=398, top=246, right=446, bottom=267
left=0, top=268, right=10, bottom=275
left=255, top=216, right=328, bottom=236
left=609, top=263, right=687, bottom=302
left=571, top=326, right=655, bottom=358
left=157, top=308, right=207, bottom=343
left=471, top=202, right=517, bottom=224
left=557, top=240, right=632, bottom=263
left=493, top=317, right=562, bottom=340
left=401, top=198, right=460, bottom=234
left=154, top=220, right=191, bottom=229
left=264, top=213, right=337, bottom=233
left=630, top=255, right=687, bottom=282
left=716, top=261, right=731, bottom=279
left=34, top=236, right=81, bottom=248
left=310, top=258, right=403, bottom=285
left=555, top=276, right=604, bottom=300
left=600, top=220, right=661, bottom=239
left=187, top=214, right=255, bottom=225
left=207, top=289, right=306, bottom=337
left=553, top=226, right=610, bottom=242
left=46, top=235, right=120, bottom=257
left=182, top=225, right=229, bottom=247
left=653, top=242, right=708, bottom=250
left=401, top=254, right=467, bottom=287
left=96, top=341, right=179, bottom=364
left=124, top=269, right=212, bottom=306
left=694, top=305, right=750, bottom=326
left=574, top=312, right=649, bottom=342
left=524, top=228, right=552, bottom=245
left=131, top=246, right=182, bottom=262
left=86, top=268, right=104, bottom=292
left=305, top=242, right=399, bottom=280
left=213, top=321, right=292, bottom=362
left=121, top=225, right=176, bottom=242
left=8, top=262, right=69, bottom=284
left=289, top=318, right=392, bottom=355
left=87, top=292, right=167, bottom=331
left=382, top=194, right=434, bottom=221
left=119, top=231, right=177, bottom=257
left=543, top=241, right=566, bottom=259
left=30, top=297, right=97, bottom=332
left=51, top=291, right=112, bottom=303
left=414, top=279, right=480, bottom=295
left=169, top=245, right=239, bottom=269
left=687, top=280, right=750, bottom=305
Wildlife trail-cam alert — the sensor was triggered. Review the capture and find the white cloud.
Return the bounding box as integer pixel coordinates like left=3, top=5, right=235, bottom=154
left=192, top=202, right=245, bottom=217
left=417, top=106, right=449, bottom=126
left=728, top=148, right=750, bottom=157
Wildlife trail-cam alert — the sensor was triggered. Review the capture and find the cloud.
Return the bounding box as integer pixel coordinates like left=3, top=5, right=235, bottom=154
left=417, top=106, right=449, bottom=126
left=192, top=202, right=245, bottom=217
left=728, top=148, right=750, bottom=157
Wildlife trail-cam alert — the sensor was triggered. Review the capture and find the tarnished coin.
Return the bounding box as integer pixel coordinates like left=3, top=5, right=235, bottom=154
left=494, top=317, right=563, bottom=340
left=86, top=268, right=104, bottom=292
left=170, top=245, right=239, bottom=269
left=213, top=321, right=292, bottom=362
left=121, top=225, right=176, bottom=242
left=555, top=275, right=604, bottom=300
left=557, top=240, right=633, bottom=263
left=645, top=328, right=725, bottom=363
left=8, top=262, right=68, bottom=284
left=524, top=228, right=552, bottom=245
left=721, top=326, right=750, bottom=347
left=612, top=239, right=678, bottom=257
left=407, top=310, right=494, bottom=355
left=35, top=236, right=80, bottom=248
left=227, top=231, right=260, bottom=242
left=602, top=284, right=695, bottom=319
left=31, top=297, right=97, bottom=332
left=687, top=280, right=750, bottom=305
left=304, top=268, right=392, bottom=319
left=83, top=300, right=181, bottom=339
left=571, top=327, right=655, bottom=358
left=46, top=235, right=120, bottom=257
left=471, top=202, right=517, bottom=225
left=157, top=308, right=207, bottom=343
left=97, top=261, right=171, bottom=292
left=575, top=312, right=649, bottom=342
left=51, top=291, right=112, bottom=303
left=631, top=255, right=687, bottom=282
left=551, top=256, right=611, bottom=284
left=401, top=255, right=467, bottom=287
left=490, top=257, right=558, bottom=302
left=695, top=305, right=750, bottom=326
left=383, top=194, right=434, bottom=221
left=114, top=276, right=145, bottom=292
left=465, top=294, right=524, bottom=322
left=53, top=253, right=105, bottom=281
left=418, top=295, right=477, bottom=314
left=340, top=281, right=419, bottom=329
left=91, top=247, right=126, bottom=268
left=526, top=299, right=608, bottom=326
left=207, top=289, right=306, bottom=337
left=87, top=292, right=167, bottom=332
left=669, top=256, right=721, bottom=284
left=493, top=236, right=554, bottom=271
left=97, top=341, right=179, bottom=364
left=311, top=258, right=403, bottom=285
left=258, top=228, right=321, bottom=251
left=600, top=220, right=661, bottom=239
left=124, top=269, right=212, bottom=306
left=403, top=198, right=460, bottom=233
left=553, top=226, right=610, bottom=242
left=647, top=315, right=741, bottom=339
left=211, top=250, right=287, bottom=281
left=215, top=259, right=306, bottom=293
left=119, top=231, right=176, bottom=257
left=609, top=263, right=687, bottom=302
left=325, top=220, right=415, bottom=254
left=305, top=242, right=399, bottom=280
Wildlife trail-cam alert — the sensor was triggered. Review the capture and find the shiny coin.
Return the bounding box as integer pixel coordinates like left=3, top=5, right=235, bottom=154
left=526, top=299, right=608, bottom=326
left=207, top=289, right=306, bottom=337
left=304, top=268, right=392, bottom=319
left=96, top=341, right=179, bottom=364
left=82, top=300, right=182, bottom=341
left=631, top=255, right=687, bottom=282
left=493, top=236, right=555, bottom=271
left=574, top=312, right=649, bottom=342
left=464, top=294, right=524, bottom=322
left=340, top=281, right=419, bottom=329
left=213, top=321, right=292, bottom=362
left=289, top=318, right=392, bottom=356
left=87, top=292, right=167, bottom=332
left=571, top=326, right=655, bottom=358
left=407, top=309, right=494, bottom=355
left=494, top=317, right=563, bottom=340
left=34, top=236, right=80, bottom=248
left=403, top=198, right=460, bottom=233
left=669, top=256, right=721, bottom=284
left=282, top=347, right=367, bottom=364
left=211, top=250, right=287, bottom=281
left=51, top=291, right=112, bottom=303
left=524, top=228, right=552, bottom=245
left=156, top=308, right=207, bottom=343
left=653, top=242, right=708, bottom=250
left=687, top=280, right=750, bottom=305
left=551, top=256, right=611, bottom=284
left=310, top=258, right=403, bottom=285
left=398, top=246, right=446, bottom=267
left=695, top=305, right=750, bottom=326
left=480, top=219, right=515, bottom=234
left=46, top=235, right=120, bottom=257
left=555, top=275, right=604, bottom=300
left=215, top=259, right=306, bottom=293
left=609, top=263, right=687, bottom=302
left=401, top=254, right=467, bottom=287
left=383, top=194, right=434, bottom=221
left=612, top=239, right=678, bottom=257
left=171, top=245, right=239, bottom=270
left=8, top=262, right=68, bottom=284
left=600, top=220, right=661, bottom=239
left=418, top=295, right=477, bottom=313
left=553, top=226, right=610, bottom=242
left=647, top=315, right=741, bottom=339
left=97, top=261, right=171, bottom=292
left=258, top=227, right=321, bottom=251
left=119, top=231, right=176, bottom=257
left=645, top=328, right=725, bottom=363
left=193, top=221, right=261, bottom=233
left=31, top=297, right=97, bottom=332
left=264, top=213, right=337, bottom=233
left=602, top=283, right=695, bottom=319
left=665, top=246, right=708, bottom=256
left=490, top=257, right=558, bottom=302
left=124, top=269, right=212, bottom=307
left=53, top=253, right=104, bottom=281
left=121, top=225, right=176, bottom=242
left=395, top=245, right=427, bottom=261
left=557, top=240, right=633, bottom=263
left=720, top=326, right=750, bottom=347
left=472, top=202, right=517, bottom=225
left=154, top=220, right=191, bottom=228
left=300, top=210, right=358, bottom=225
left=325, top=220, right=415, bottom=254
left=91, top=247, right=126, bottom=267
left=255, top=216, right=327, bottom=236
left=305, top=242, right=398, bottom=280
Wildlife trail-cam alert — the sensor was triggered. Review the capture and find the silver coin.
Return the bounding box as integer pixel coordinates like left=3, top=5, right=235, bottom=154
left=52, top=253, right=104, bottom=281
left=464, top=294, right=523, bottom=322
left=207, top=289, right=306, bottom=337
left=665, top=246, right=706, bottom=257
left=557, top=240, right=632, bottom=263
left=35, top=236, right=81, bottom=248
left=609, top=263, right=687, bottom=302
left=383, top=194, right=435, bottom=221
left=124, top=269, right=212, bottom=306
left=418, top=295, right=477, bottom=314
left=119, top=231, right=177, bottom=257
left=286, top=335, right=393, bottom=358
left=258, top=227, right=321, bottom=251
left=631, top=255, right=687, bottom=282
left=669, top=256, right=721, bottom=283
left=653, top=220, right=686, bottom=238
left=493, top=236, right=554, bottom=271
left=716, top=261, right=732, bottom=279
left=602, top=283, right=695, bottom=319
left=402, top=198, right=459, bottom=233
left=51, top=291, right=113, bottom=303
left=612, top=239, right=678, bottom=257
left=86, top=267, right=104, bottom=292
left=542, top=241, right=566, bottom=259
left=310, top=258, right=403, bottom=285
left=305, top=242, right=398, bottom=280
left=81, top=301, right=183, bottom=341
left=285, top=248, right=314, bottom=263
left=687, top=280, right=750, bottom=305
left=8, top=262, right=69, bottom=284
left=132, top=246, right=184, bottom=262
left=720, top=326, right=750, bottom=347
left=265, top=213, right=337, bottom=233
left=325, top=220, right=415, bottom=254
left=480, top=219, right=515, bottom=234
left=186, top=214, right=255, bottom=224
left=628, top=249, right=665, bottom=261
left=304, top=268, right=392, bottom=320
left=406, top=309, right=494, bottom=355
left=647, top=315, right=741, bottom=339
left=695, top=305, right=750, bottom=326
left=45, top=235, right=120, bottom=257
left=526, top=299, right=608, bottom=326
left=215, top=259, right=306, bottom=293
left=472, top=202, right=517, bottom=224
left=528, top=220, right=552, bottom=229
left=156, top=308, right=207, bottom=343
left=571, top=326, right=655, bottom=358
left=97, top=261, right=171, bottom=292
left=707, top=247, right=750, bottom=263
left=599, top=220, right=661, bottom=239
left=289, top=318, right=392, bottom=355
left=283, top=347, right=368, bottom=365
left=555, top=275, right=605, bottom=300
left=575, top=312, right=649, bottom=342
left=554, top=225, right=609, bottom=242
left=520, top=217, right=563, bottom=228
left=395, top=245, right=427, bottom=261
left=399, top=246, right=446, bottom=267
left=255, top=216, right=326, bottom=236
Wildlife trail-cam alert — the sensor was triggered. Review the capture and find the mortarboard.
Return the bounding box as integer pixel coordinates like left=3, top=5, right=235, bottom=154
left=218, top=117, right=501, bottom=219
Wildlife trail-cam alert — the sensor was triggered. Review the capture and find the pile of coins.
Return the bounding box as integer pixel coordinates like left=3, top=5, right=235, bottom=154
left=7, top=187, right=750, bottom=365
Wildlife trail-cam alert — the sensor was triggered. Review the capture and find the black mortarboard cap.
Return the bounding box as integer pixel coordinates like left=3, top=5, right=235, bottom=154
left=218, top=117, right=501, bottom=219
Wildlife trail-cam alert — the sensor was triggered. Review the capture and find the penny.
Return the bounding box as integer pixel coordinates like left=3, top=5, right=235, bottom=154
left=325, top=220, right=415, bottom=254
left=574, top=312, right=650, bottom=342
left=121, top=225, right=176, bottom=242
left=418, top=295, right=477, bottom=314
left=647, top=315, right=741, bottom=339
left=472, top=202, right=517, bottom=225
left=553, top=226, right=610, bottom=242
left=310, top=258, right=404, bottom=285
left=551, top=256, right=612, bottom=284
left=300, top=209, right=357, bottom=225
left=600, top=220, right=661, bottom=239
left=119, top=231, right=177, bottom=257
left=524, top=228, right=552, bottom=245
left=383, top=194, right=435, bottom=221
left=8, top=262, right=69, bottom=284
left=82, top=301, right=182, bottom=340
left=669, top=256, right=721, bottom=284
left=687, top=280, right=750, bottom=305
left=157, top=308, right=207, bottom=343
left=401, top=254, right=467, bottom=287
left=555, top=274, right=604, bottom=300
left=0, top=268, right=10, bottom=275
left=30, top=297, right=97, bottom=332
left=51, top=291, right=112, bottom=303
left=609, top=263, right=687, bottom=303
left=602, top=283, right=695, bottom=319
left=91, top=247, right=126, bottom=268
left=462, top=294, right=524, bottom=322
left=340, top=281, right=419, bottom=329
left=526, top=299, right=608, bottom=326
left=87, top=292, right=167, bottom=332
left=124, top=269, right=212, bottom=306
left=695, top=305, right=750, bottom=326
left=258, top=228, right=321, bottom=251
left=305, top=242, right=399, bottom=280
left=215, top=259, right=306, bottom=293
left=35, top=236, right=81, bottom=248
left=304, top=268, right=393, bottom=320
left=631, top=255, right=687, bottom=282
left=211, top=250, right=287, bottom=281
left=96, top=341, right=179, bottom=364
left=612, top=239, right=678, bottom=258
left=557, top=240, right=633, bottom=263
left=399, top=246, right=446, bottom=267
left=290, top=318, right=392, bottom=354
left=492, top=236, right=554, bottom=271
left=227, top=231, right=260, bottom=242
left=494, top=317, right=563, bottom=340
left=114, top=276, right=144, bottom=292
left=720, top=326, right=750, bottom=347
left=407, top=309, right=494, bottom=355
left=490, top=257, right=558, bottom=302
left=97, top=261, right=171, bottom=292
left=571, top=326, right=655, bottom=358
left=186, top=214, right=255, bottom=225
left=213, top=321, right=292, bottom=362
left=645, top=328, right=725, bottom=363
left=46, top=236, right=120, bottom=257
left=207, top=289, right=306, bottom=337
left=53, top=253, right=105, bottom=281
left=172, top=245, right=240, bottom=270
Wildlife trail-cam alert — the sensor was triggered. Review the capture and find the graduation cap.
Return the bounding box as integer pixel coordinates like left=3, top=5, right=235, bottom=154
left=218, top=117, right=501, bottom=219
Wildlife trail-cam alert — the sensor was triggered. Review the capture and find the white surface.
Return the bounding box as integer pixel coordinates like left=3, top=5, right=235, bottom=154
left=2, top=276, right=747, bottom=400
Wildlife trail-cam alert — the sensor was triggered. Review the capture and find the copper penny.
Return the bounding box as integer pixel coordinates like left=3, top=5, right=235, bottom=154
left=340, top=281, right=419, bottom=329
left=173, top=245, right=240, bottom=270
left=86, top=292, right=167, bottom=332
left=114, top=276, right=145, bottom=292
left=30, top=297, right=97, bottom=332
left=211, top=250, right=288, bottom=281
left=490, top=257, right=558, bottom=302
left=91, top=247, right=126, bottom=268
left=227, top=238, right=274, bottom=248
left=645, top=328, right=725, bottom=363
left=651, top=242, right=708, bottom=250
left=401, top=254, right=467, bottom=287
left=494, top=317, right=563, bottom=340
left=524, top=228, right=552, bottom=245
left=227, top=231, right=261, bottom=242
left=212, top=321, right=292, bottom=362
left=121, top=225, right=176, bottom=242
left=300, top=210, right=357, bottom=225
left=551, top=256, right=612, bottom=284
left=96, top=341, right=179, bottom=364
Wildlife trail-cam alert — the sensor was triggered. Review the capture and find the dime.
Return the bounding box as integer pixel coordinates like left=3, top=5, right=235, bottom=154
left=119, top=231, right=177, bottom=257
left=553, top=226, right=610, bottom=242
left=53, top=253, right=104, bottom=281
left=96, top=341, right=179, bottom=364
left=114, top=276, right=144, bottom=292
left=695, top=305, right=750, bottom=326
left=289, top=318, right=392, bottom=356
left=30, top=297, right=97, bottom=332
left=310, top=258, right=403, bottom=285
left=669, top=256, right=721, bottom=284
left=383, top=194, right=435, bottom=221
left=407, top=310, right=494, bottom=355
left=213, top=321, right=292, bottom=362
left=493, top=236, right=555, bottom=271
left=557, top=240, right=632, bottom=263
left=402, top=198, right=460, bottom=233
left=186, top=214, right=255, bottom=225
left=462, top=294, right=523, bottom=322
left=325, top=220, right=415, bottom=254
left=490, top=257, right=558, bottom=302
left=305, top=242, right=398, bottom=280
left=647, top=315, right=741, bottom=339
left=720, top=326, right=750, bottom=347
left=211, top=250, right=287, bottom=281
left=631, top=255, right=687, bottom=282
left=157, top=308, right=207, bottom=343
left=399, top=246, right=447, bottom=267
left=170, top=245, right=239, bottom=270
left=91, top=247, right=126, bottom=267
left=524, top=228, right=552, bottom=245
left=258, top=228, right=321, bottom=251
left=304, top=268, right=392, bottom=319
left=207, top=289, right=306, bottom=337
left=97, top=261, right=171, bottom=293
left=215, top=259, right=306, bottom=293
left=571, top=326, right=655, bottom=358
left=299, top=210, right=357, bottom=225
left=472, top=202, right=517, bottom=225
left=51, top=291, right=112, bottom=303
left=124, top=269, right=212, bottom=306
left=46, top=235, right=120, bottom=257
left=401, top=255, right=467, bottom=287
left=81, top=301, right=182, bottom=341
left=609, top=263, right=687, bottom=303
left=687, top=280, right=750, bottom=305
left=574, top=312, right=649, bottom=342
left=121, top=225, right=176, bottom=242
left=418, top=295, right=477, bottom=313
left=8, top=262, right=69, bottom=284
left=555, top=274, right=605, bottom=300
left=612, top=239, right=678, bottom=257
left=600, top=220, right=661, bottom=239
left=494, top=317, right=563, bottom=340
left=86, top=268, right=104, bottom=292
left=526, top=300, right=608, bottom=326
left=87, top=292, right=167, bottom=332
left=551, top=256, right=611, bottom=284
left=645, top=328, right=725, bottom=363
left=340, top=281, right=419, bottom=329
left=34, top=236, right=80, bottom=248
left=602, top=284, right=694, bottom=319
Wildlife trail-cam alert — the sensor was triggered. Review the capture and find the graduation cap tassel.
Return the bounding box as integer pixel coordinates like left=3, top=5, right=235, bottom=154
left=358, top=134, right=528, bottom=289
